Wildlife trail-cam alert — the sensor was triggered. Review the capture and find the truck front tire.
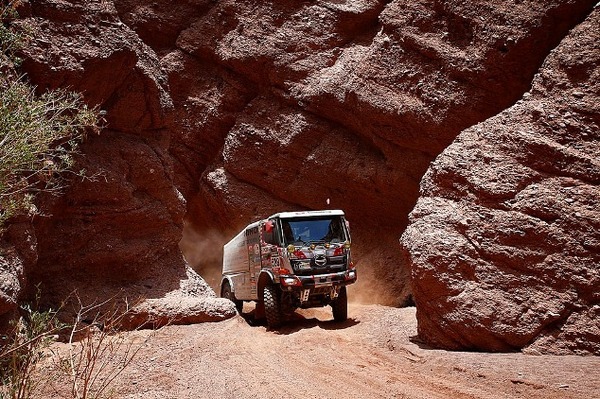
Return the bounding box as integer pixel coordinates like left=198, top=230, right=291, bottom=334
left=331, top=286, right=348, bottom=322
left=221, top=281, right=243, bottom=313
left=263, top=285, right=283, bottom=328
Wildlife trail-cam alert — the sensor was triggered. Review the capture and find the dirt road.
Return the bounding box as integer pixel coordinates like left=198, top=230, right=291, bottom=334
left=43, top=304, right=600, bottom=399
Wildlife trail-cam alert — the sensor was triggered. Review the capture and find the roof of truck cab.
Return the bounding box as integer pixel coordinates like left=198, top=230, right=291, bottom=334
left=268, top=209, right=345, bottom=219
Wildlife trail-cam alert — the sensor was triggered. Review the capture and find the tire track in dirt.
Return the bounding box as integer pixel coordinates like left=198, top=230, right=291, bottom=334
left=41, top=304, right=600, bottom=399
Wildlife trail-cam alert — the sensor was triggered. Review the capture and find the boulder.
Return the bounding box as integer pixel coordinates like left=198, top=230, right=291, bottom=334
left=401, top=8, right=600, bottom=354
left=121, top=265, right=237, bottom=329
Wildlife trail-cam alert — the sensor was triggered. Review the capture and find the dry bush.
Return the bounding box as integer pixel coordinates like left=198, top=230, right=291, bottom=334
left=1, top=291, right=159, bottom=399
left=52, top=294, right=155, bottom=399
left=0, top=293, right=63, bottom=399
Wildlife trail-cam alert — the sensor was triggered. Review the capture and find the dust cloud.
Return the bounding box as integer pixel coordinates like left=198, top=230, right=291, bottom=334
left=346, top=237, right=413, bottom=308
left=349, top=276, right=398, bottom=306
left=348, top=263, right=410, bottom=307
left=179, top=225, right=231, bottom=294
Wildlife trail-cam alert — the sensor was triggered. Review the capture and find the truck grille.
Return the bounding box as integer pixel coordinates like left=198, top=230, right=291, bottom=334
left=292, top=257, right=347, bottom=276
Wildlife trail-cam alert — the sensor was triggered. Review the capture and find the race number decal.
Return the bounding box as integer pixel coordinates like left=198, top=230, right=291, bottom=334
left=271, top=256, right=280, bottom=267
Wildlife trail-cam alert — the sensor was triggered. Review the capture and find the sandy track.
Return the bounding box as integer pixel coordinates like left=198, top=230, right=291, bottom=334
left=42, top=304, right=600, bottom=399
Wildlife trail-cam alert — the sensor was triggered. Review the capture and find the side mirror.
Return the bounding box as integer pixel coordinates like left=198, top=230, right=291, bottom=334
left=265, top=220, right=274, bottom=233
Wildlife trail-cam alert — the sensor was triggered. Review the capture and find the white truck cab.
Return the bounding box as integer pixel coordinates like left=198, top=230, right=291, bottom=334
left=221, top=210, right=357, bottom=327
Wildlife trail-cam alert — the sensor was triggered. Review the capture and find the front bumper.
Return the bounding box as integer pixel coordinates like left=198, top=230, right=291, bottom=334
left=280, top=269, right=356, bottom=289
left=279, top=270, right=356, bottom=310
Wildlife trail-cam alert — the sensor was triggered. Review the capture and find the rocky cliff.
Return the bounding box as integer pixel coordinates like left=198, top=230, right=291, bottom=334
left=2, top=0, right=236, bottom=327
left=0, top=0, right=598, bottom=353
left=401, top=6, right=599, bottom=354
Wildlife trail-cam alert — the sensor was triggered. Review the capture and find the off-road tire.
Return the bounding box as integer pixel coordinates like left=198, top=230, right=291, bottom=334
left=263, top=285, right=283, bottom=328
left=221, top=281, right=243, bottom=313
left=331, top=286, right=348, bottom=322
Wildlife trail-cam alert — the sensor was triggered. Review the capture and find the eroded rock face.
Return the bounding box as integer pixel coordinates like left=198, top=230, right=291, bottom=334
left=1, top=0, right=236, bottom=326
left=162, top=0, right=595, bottom=304
left=401, top=9, right=600, bottom=354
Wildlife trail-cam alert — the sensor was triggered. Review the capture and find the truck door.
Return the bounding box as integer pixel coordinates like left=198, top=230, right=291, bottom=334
left=246, top=225, right=261, bottom=300
left=260, top=218, right=283, bottom=274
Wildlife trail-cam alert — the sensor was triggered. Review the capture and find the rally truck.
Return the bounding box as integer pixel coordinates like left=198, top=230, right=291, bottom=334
left=220, top=210, right=357, bottom=328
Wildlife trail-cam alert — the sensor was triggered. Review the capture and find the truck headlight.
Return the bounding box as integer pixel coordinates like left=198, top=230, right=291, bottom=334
left=281, top=276, right=302, bottom=287
left=345, top=270, right=356, bottom=281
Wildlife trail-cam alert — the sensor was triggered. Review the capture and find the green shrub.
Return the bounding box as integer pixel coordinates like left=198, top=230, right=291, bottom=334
left=0, top=1, right=98, bottom=227
left=0, top=2, right=21, bottom=68
left=0, top=295, right=63, bottom=399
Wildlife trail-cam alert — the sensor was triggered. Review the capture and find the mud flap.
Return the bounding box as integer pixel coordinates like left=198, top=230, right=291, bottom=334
left=255, top=300, right=265, bottom=320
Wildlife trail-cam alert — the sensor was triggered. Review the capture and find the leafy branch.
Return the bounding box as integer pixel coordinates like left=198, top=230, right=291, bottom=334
left=0, top=1, right=100, bottom=227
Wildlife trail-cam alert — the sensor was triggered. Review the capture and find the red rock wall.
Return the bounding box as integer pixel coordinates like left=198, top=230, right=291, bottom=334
left=146, top=0, right=593, bottom=303
left=401, top=9, right=600, bottom=354
left=2, top=0, right=235, bottom=325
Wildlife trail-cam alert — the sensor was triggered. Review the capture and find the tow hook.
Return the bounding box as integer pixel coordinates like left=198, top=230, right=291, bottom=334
left=331, top=286, right=339, bottom=299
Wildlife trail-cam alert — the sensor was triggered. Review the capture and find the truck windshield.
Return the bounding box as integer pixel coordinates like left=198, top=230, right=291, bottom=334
left=280, top=216, right=346, bottom=246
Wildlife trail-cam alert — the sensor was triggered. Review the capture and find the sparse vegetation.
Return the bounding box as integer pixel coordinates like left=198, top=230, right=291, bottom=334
left=58, top=295, right=150, bottom=399
left=0, top=2, right=23, bottom=68
left=0, top=292, right=63, bottom=399
left=0, top=1, right=99, bottom=227
left=1, top=292, right=152, bottom=399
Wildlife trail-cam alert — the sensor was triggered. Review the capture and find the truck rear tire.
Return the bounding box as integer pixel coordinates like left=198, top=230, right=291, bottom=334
left=331, top=286, right=348, bottom=322
left=263, top=285, right=282, bottom=328
left=221, top=281, right=243, bottom=313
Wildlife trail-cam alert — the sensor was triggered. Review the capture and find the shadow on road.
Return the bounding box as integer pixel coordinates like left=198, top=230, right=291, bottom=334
left=276, top=316, right=360, bottom=335
left=240, top=308, right=360, bottom=334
